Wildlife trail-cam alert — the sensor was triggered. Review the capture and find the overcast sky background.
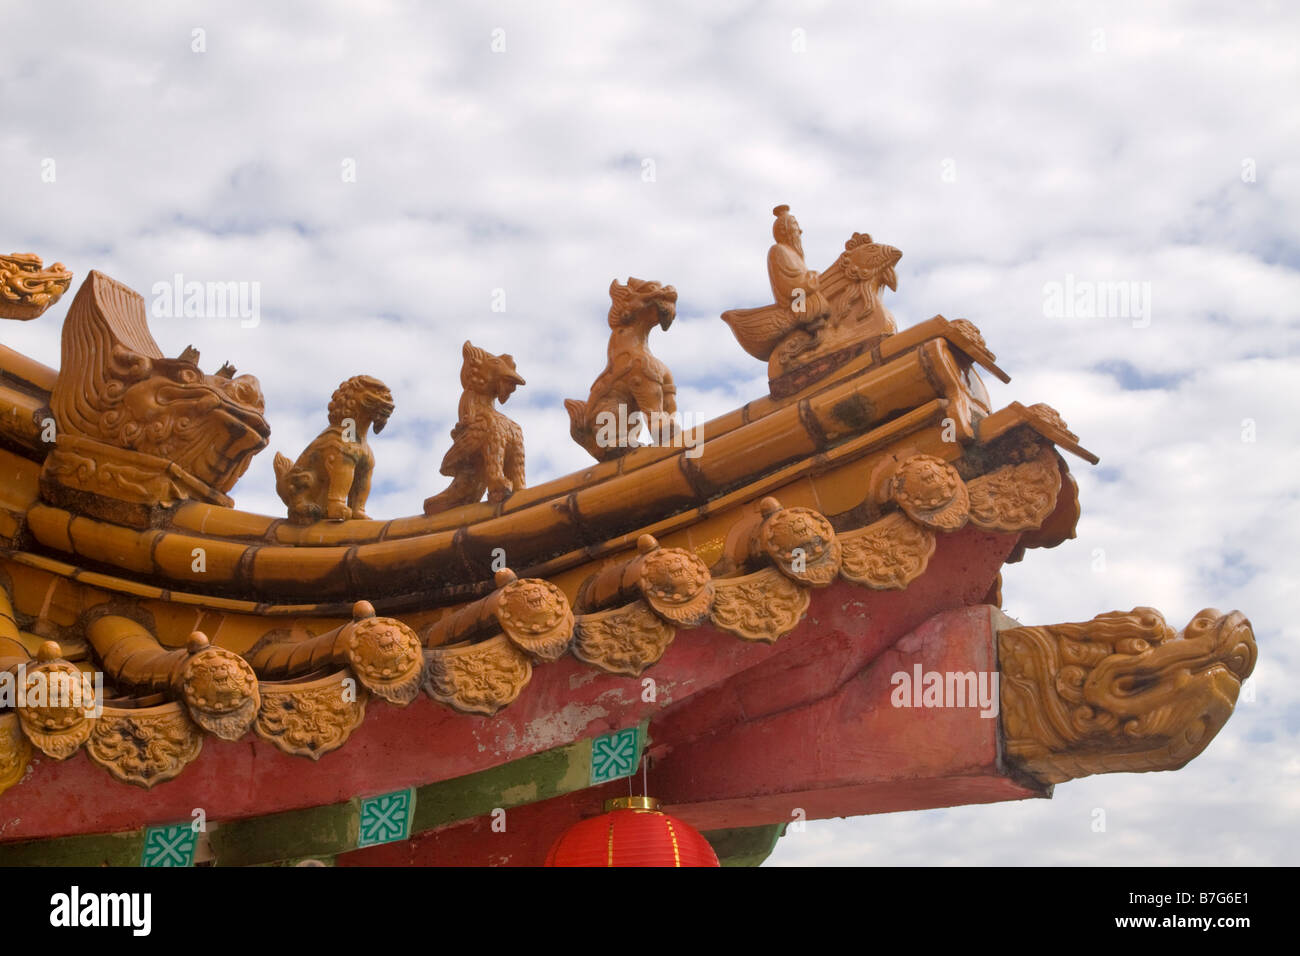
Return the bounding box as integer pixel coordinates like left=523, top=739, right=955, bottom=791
left=2, top=0, right=1296, bottom=865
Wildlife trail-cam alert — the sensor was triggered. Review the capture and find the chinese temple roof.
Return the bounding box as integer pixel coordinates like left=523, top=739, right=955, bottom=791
left=0, top=213, right=1254, bottom=865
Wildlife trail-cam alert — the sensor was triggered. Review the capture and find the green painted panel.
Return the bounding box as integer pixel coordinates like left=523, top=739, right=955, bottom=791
left=0, top=829, right=144, bottom=867
left=412, top=741, right=589, bottom=832
left=208, top=799, right=360, bottom=867
left=702, top=823, right=787, bottom=867
left=4, top=721, right=652, bottom=866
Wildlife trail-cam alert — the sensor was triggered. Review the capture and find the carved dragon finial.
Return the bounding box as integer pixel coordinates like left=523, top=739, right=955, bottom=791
left=0, top=253, right=72, bottom=320
left=41, top=271, right=269, bottom=518
left=565, top=277, right=679, bottom=461
left=999, top=607, right=1257, bottom=784
left=423, top=341, right=526, bottom=515
left=273, top=375, right=394, bottom=524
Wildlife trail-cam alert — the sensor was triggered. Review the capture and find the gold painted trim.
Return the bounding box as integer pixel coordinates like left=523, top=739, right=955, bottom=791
left=605, top=795, right=661, bottom=812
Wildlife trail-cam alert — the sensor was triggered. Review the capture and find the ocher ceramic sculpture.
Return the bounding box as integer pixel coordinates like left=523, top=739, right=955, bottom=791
left=274, top=375, right=394, bottom=523
left=41, top=271, right=269, bottom=522
left=423, top=341, right=526, bottom=515
left=722, top=205, right=832, bottom=362
left=0, top=252, right=72, bottom=320
left=565, top=278, right=680, bottom=460
left=722, top=205, right=902, bottom=395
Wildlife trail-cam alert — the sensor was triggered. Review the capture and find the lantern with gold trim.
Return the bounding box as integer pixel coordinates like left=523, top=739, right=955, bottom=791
left=544, top=797, right=720, bottom=867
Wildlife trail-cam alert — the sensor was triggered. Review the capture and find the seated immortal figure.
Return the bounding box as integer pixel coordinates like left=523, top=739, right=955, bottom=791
left=767, top=204, right=831, bottom=353
left=721, top=204, right=833, bottom=363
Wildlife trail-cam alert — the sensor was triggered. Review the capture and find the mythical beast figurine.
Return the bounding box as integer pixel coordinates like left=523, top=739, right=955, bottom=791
left=41, top=271, right=270, bottom=517
left=565, top=277, right=679, bottom=461
left=274, top=375, right=394, bottom=524
left=999, top=606, right=1257, bottom=784
left=423, top=341, right=527, bottom=516
left=0, top=252, right=72, bottom=320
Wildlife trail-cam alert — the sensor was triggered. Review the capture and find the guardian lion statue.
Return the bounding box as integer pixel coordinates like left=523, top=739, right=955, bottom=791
left=274, top=375, right=394, bottom=524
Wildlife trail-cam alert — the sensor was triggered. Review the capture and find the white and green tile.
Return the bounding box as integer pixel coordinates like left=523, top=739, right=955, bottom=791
left=357, top=788, right=415, bottom=848
left=590, top=727, right=642, bottom=784
left=141, top=823, right=197, bottom=867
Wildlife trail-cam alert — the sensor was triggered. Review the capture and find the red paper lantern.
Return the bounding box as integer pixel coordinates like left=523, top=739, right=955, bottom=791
left=545, top=797, right=720, bottom=867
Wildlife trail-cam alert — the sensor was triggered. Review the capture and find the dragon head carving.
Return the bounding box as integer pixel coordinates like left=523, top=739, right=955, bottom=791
left=999, top=607, right=1257, bottom=784
left=460, top=340, right=525, bottom=405
left=608, top=277, right=677, bottom=333
left=0, top=252, right=72, bottom=320
left=328, top=374, right=394, bottom=435
left=44, top=272, right=270, bottom=506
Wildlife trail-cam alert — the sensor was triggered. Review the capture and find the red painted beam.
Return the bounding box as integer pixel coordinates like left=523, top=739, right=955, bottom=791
left=655, top=604, right=1049, bottom=833
left=1, top=526, right=1018, bottom=843
left=340, top=602, right=1049, bottom=867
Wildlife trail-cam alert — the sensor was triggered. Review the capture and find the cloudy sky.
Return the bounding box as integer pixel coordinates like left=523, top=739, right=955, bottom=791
left=3, top=0, right=1297, bottom=865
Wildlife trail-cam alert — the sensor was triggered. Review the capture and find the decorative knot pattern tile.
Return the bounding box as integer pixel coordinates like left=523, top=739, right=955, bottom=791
left=590, top=727, right=640, bottom=785
left=358, top=788, right=414, bottom=848
left=141, top=823, right=197, bottom=867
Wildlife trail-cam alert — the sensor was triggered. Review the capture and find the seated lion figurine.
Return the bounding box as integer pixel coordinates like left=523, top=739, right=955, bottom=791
left=273, top=375, right=394, bottom=524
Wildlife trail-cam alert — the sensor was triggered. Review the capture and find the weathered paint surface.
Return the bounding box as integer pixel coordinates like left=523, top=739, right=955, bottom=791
left=0, top=524, right=1017, bottom=858
left=338, top=592, right=1044, bottom=865
left=0, top=725, right=642, bottom=866
left=651, top=603, right=1048, bottom=832
left=0, top=828, right=144, bottom=867
left=209, top=799, right=360, bottom=867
